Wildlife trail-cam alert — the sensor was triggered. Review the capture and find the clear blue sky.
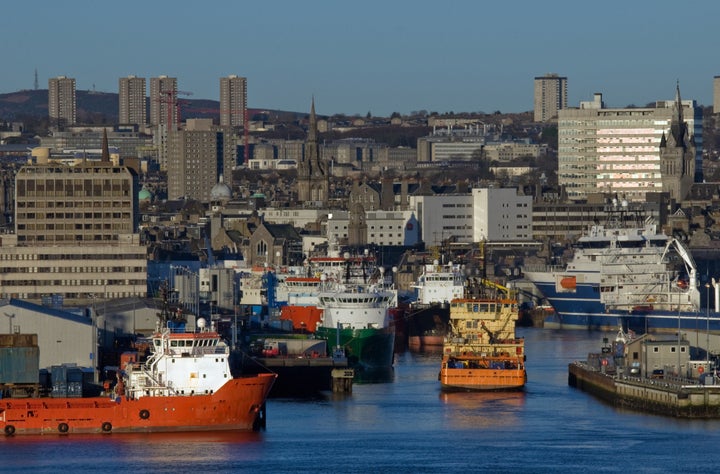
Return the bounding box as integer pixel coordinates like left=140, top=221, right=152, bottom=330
left=3, top=0, right=718, bottom=116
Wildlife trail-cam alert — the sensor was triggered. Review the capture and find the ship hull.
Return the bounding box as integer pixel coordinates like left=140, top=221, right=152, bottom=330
left=0, top=373, right=276, bottom=436
left=440, top=356, right=526, bottom=391
left=407, top=304, right=449, bottom=350
left=528, top=277, right=720, bottom=333
left=316, top=326, right=395, bottom=370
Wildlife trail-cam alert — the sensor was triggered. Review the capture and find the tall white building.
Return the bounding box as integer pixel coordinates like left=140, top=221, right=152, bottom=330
left=119, top=75, right=146, bottom=126
left=558, top=91, right=702, bottom=202
left=471, top=188, right=532, bottom=242
left=410, top=194, right=474, bottom=246
left=534, top=73, right=567, bottom=123
left=219, top=75, right=247, bottom=128
left=48, top=76, right=76, bottom=126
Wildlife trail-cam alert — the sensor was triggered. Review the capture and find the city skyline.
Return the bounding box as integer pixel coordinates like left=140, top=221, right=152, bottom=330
left=2, top=0, right=719, bottom=116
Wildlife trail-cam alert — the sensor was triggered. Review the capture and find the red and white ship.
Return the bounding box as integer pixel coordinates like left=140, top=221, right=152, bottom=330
left=1, top=318, right=276, bottom=436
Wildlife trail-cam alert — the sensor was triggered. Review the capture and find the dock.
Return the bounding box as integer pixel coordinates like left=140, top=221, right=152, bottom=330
left=240, top=354, right=352, bottom=397
left=569, top=362, right=720, bottom=418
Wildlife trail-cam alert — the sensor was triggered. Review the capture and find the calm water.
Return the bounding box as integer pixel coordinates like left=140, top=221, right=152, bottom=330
left=3, top=328, right=720, bottom=473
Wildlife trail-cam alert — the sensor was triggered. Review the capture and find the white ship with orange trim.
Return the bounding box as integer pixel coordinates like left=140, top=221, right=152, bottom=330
left=0, top=318, right=276, bottom=436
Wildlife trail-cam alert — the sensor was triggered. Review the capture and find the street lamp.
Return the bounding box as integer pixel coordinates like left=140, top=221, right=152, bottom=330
left=707, top=281, right=712, bottom=365
left=3, top=312, right=15, bottom=334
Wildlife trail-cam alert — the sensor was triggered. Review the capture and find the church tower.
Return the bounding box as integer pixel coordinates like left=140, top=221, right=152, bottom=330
left=297, top=99, right=329, bottom=205
left=660, top=83, right=696, bottom=201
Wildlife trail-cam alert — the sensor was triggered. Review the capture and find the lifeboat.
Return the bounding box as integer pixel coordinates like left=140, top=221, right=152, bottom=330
left=559, top=276, right=577, bottom=290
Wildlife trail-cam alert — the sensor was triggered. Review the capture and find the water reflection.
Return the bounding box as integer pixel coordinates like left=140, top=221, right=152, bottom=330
left=354, top=366, right=395, bottom=384
left=439, top=391, right=526, bottom=429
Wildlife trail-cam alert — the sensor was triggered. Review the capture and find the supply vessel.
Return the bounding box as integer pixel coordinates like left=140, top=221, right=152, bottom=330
left=0, top=317, right=276, bottom=436
left=439, top=278, right=526, bottom=391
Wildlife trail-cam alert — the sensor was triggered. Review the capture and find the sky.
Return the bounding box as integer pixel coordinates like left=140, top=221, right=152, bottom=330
left=2, top=0, right=719, bottom=117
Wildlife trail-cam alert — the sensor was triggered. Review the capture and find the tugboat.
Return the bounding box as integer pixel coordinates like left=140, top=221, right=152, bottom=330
left=1, top=311, right=276, bottom=436
left=439, top=278, right=526, bottom=391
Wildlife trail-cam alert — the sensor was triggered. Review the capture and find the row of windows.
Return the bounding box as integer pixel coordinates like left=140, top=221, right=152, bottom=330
left=17, top=212, right=131, bottom=220
left=2, top=266, right=144, bottom=273
left=18, top=223, right=130, bottom=231
left=1, top=278, right=144, bottom=286
left=17, top=200, right=130, bottom=209
left=0, top=252, right=145, bottom=260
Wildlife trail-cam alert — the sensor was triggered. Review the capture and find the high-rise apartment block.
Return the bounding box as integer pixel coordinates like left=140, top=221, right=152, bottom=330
left=149, top=75, right=178, bottom=127
left=119, top=75, right=147, bottom=126
left=534, top=73, right=567, bottom=122
left=219, top=75, right=247, bottom=127
left=714, top=76, right=720, bottom=114
left=166, top=119, right=235, bottom=202
left=558, top=90, right=702, bottom=203
left=48, top=76, right=76, bottom=126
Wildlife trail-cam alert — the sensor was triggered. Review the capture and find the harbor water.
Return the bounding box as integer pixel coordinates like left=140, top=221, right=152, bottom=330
left=3, top=327, right=720, bottom=473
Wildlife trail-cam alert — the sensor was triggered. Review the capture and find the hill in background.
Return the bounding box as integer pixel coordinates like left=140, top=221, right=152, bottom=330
left=0, top=89, right=304, bottom=124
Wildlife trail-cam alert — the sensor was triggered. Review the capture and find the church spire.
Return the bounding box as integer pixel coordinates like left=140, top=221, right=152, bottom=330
left=309, top=96, right=317, bottom=143
left=101, top=128, right=110, bottom=163
left=675, top=80, right=684, bottom=124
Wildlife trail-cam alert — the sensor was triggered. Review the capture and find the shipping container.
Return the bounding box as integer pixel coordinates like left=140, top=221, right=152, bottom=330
left=0, top=347, right=40, bottom=384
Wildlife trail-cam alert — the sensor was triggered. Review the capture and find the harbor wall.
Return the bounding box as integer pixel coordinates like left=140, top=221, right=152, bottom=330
left=568, top=362, right=720, bottom=418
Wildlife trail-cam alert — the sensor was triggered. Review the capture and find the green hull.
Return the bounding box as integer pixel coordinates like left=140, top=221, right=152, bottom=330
left=316, top=326, right=395, bottom=370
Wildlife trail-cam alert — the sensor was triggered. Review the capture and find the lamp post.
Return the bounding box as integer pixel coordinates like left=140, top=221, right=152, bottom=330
left=707, top=282, right=711, bottom=365
left=3, top=312, right=14, bottom=334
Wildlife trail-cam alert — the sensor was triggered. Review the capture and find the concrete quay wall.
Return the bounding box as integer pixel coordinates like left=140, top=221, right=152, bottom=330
left=568, top=362, right=720, bottom=418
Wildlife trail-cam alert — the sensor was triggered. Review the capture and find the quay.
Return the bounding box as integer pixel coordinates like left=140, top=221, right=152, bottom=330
left=239, top=353, right=352, bottom=397
left=568, top=362, right=720, bottom=418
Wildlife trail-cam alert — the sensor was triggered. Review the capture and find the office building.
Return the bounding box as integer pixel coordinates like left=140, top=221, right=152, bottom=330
left=149, top=75, right=178, bottom=127
left=219, top=75, right=247, bottom=128
left=558, top=90, right=702, bottom=202
left=1, top=159, right=146, bottom=305
left=119, top=76, right=147, bottom=126
left=48, top=76, right=76, bottom=126
left=534, top=73, right=567, bottom=122
left=166, top=119, right=235, bottom=202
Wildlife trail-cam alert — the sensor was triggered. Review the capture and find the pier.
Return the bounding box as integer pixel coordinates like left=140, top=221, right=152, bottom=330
left=568, top=362, right=720, bottom=418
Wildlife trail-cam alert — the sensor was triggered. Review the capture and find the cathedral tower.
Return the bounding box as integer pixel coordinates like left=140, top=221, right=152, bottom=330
left=297, top=99, right=329, bottom=205
left=660, top=83, right=696, bottom=201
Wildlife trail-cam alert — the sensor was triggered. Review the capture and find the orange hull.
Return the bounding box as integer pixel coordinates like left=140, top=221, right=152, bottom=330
left=440, top=367, right=526, bottom=391
left=1, top=373, right=276, bottom=436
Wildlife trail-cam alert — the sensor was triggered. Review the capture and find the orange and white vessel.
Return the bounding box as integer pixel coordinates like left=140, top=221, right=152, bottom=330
left=439, top=279, right=526, bottom=391
left=1, top=318, right=276, bottom=436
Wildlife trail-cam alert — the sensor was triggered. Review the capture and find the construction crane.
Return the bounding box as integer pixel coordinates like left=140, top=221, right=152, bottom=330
left=155, top=90, right=193, bottom=130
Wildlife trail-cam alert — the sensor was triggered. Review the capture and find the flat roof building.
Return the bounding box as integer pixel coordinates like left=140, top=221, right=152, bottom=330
left=48, top=76, right=76, bottom=127
left=119, top=76, right=147, bottom=127
left=534, top=73, right=567, bottom=123
left=558, top=90, right=702, bottom=202
left=219, top=75, right=247, bottom=128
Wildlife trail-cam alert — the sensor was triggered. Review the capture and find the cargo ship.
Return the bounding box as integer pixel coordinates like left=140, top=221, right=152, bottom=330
left=407, top=261, right=465, bottom=350
left=439, top=278, right=526, bottom=391
left=0, top=317, right=276, bottom=436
